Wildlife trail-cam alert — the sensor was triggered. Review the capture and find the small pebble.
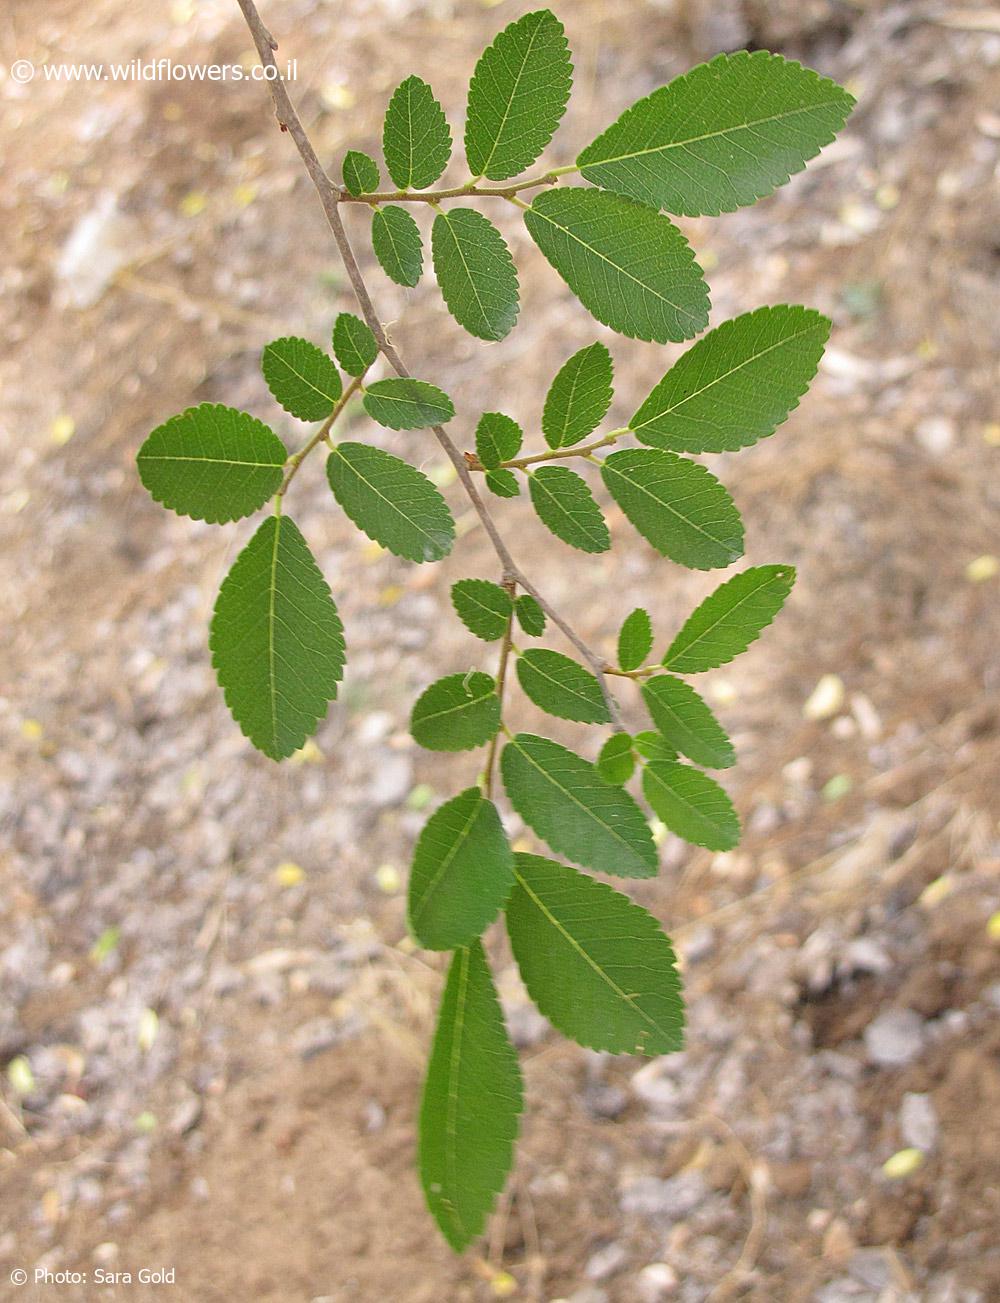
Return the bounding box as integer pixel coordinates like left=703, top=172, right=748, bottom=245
left=585, top=1241, right=628, bottom=1281
left=900, top=1092, right=938, bottom=1151
left=635, top=1262, right=679, bottom=1301
left=863, top=1008, right=925, bottom=1067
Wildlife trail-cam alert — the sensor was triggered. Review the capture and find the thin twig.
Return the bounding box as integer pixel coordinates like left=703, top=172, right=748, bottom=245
left=278, top=374, right=363, bottom=496
left=467, top=427, right=628, bottom=472
left=234, top=0, right=624, bottom=729
left=338, top=166, right=574, bottom=205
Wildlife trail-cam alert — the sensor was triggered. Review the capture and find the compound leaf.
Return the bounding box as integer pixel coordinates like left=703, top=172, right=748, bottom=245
left=501, top=733, right=657, bottom=877
left=516, top=649, right=610, bottom=724
left=327, top=443, right=454, bottom=562
left=261, top=336, right=342, bottom=421
left=507, top=854, right=683, bottom=1055
left=451, top=578, right=513, bottom=641
left=372, top=204, right=424, bottom=287
left=362, top=378, right=454, bottom=430
left=617, top=608, right=653, bottom=672
left=383, top=75, right=452, bottom=189
left=642, top=760, right=740, bottom=851
left=601, top=449, right=743, bottom=571
left=332, top=313, right=378, bottom=377
left=409, top=788, right=514, bottom=950
left=542, top=342, right=614, bottom=449
left=630, top=306, right=830, bottom=452
left=410, top=671, right=500, bottom=751
left=485, top=468, right=520, bottom=498
left=514, top=594, right=545, bottom=636
left=137, top=403, right=287, bottom=524
left=342, top=149, right=380, bottom=196
left=529, top=466, right=609, bottom=554
left=476, top=412, right=523, bottom=470
left=432, top=209, right=519, bottom=342
left=577, top=50, right=855, bottom=217
left=642, top=674, right=735, bottom=769
left=419, top=941, right=522, bottom=1251
left=663, top=564, right=796, bottom=672
left=465, top=9, right=572, bottom=181
left=524, top=188, right=710, bottom=344
left=597, top=733, right=636, bottom=786
left=210, top=515, right=345, bottom=760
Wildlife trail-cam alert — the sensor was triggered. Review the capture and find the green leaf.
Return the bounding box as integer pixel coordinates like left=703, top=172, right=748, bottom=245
left=516, top=649, right=610, bottom=724
left=432, top=209, right=519, bottom=342
left=383, top=75, right=452, bottom=189
left=633, top=730, right=678, bottom=763
left=601, top=449, right=743, bottom=571
left=642, top=760, right=739, bottom=851
left=597, top=733, right=635, bottom=786
left=617, top=608, right=653, bottom=672
left=524, top=188, right=710, bottom=344
left=261, top=336, right=342, bottom=421
left=514, top=594, right=545, bottom=636
left=371, top=205, right=424, bottom=287
left=410, top=671, right=500, bottom=751
left=332, top=313, right=378, bottom=377
left=663, top=564, right=796, bottom=672
left=362, top=378, right=454, bottom=430
left=342, top=149, right=380, bottom=196
left=507, top=855, right=683, bottom=1055
left=465, top=9, right=572, bottom=181
left=642, top=675, right=735, bottom=769
left=137, top=404, right=287, bottom=524
left=475, top=412, right=523, bottom=470
left=501, top=733, right=657, bottom=877
left=528, top=466, right=609, bottom=554
left=419, top=941, right=522, bottom=1251
left=451, top=578, right=513, bottom=641
left=630, top=307, right=831, bottom=453
left=326, top=443, right=455, bottom=562
left=408, top=788, right=514, bottom=950
left=542, top=342, right=614, bottom=449
left=209, top=515, right=345, bottom=760
left=485, top=468, right=520, bottom=498
left=577, top=50, right=855, bottom=217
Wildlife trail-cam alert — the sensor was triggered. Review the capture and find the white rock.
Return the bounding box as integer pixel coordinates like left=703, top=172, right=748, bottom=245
left=915, top=416, right=956, bottom=456
left=900, top=1092, right=938, bottom=1151
left=804, top=674, right=846, bottom=721
left=585, top=1242, right=628, bottom=1281
left=636, top=1262, right=679, bottom=1301
left=863, top=1009, right=925, bottom=1067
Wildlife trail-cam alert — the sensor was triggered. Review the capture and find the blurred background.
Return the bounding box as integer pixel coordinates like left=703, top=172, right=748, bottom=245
left=1, top=1, right=998, bottom=1299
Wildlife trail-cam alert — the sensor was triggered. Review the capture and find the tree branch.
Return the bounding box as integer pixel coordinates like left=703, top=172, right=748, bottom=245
left=234, top=0, right=623, bottom=729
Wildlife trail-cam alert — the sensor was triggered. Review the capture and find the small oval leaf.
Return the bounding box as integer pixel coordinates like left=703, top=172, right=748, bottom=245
left=663, top=565, right=796, bottom=672
left=362, top=378, right=454, bottom=430
left=432, top=209, right=519, bottom=342
left=327, top=443, right=455, bottom=562
left=642, top=674, right=735, bottom=769
left=529, top=466, right=610, bottom=554
left=516, top=649, right=610, bottom=724
left=410, top=671, right=500, bottom=751
left=642, top=760, right=740, bottom=851
left=618, top=608, right=653, bottom=672
left=262, top=336, right=342, bottom=421
left=372, top=204, right=424, bottom=287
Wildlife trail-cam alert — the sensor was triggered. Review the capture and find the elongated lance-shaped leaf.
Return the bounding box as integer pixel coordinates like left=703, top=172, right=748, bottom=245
left=516, top=649, right=610, bottom=724
left=410, top=671, right=501, bottom=752
left=501, top=733, right=657, bottom=877
left=663, top=565, right=796, bottom=672
left=326, top=443, right=455, bottom=563
left=630, top=307, right=830, bottom=453
left=475, top=412, right=523, bottom=470
left=332, top=313, right=378, bottom=377
left=210, top=515, right=345, bottom=760
left=419, top=941, right=523, bottom=1251
left=577, top=50, right=855, bottom=217
left=618, top=608, right=653, bottom=672
left=383, top=75, right=452, bottom=189
left=602, top=449, right=743, bottom=571
left=342, top=149, right=380, bottom=196
left=371, top=204, right=423, bottom=287
left=525, top=188, right=710, bottom=344
left=362, top=378, right=454, bottom=430
left=506, top=855, right=684, bottom=1055
left=261, top=336, right=342, bottom=421
left=432, top=209, right=519, bottom=342
left=137, top=404, right=287, bottom=524
left=409, top=789, right=514, bottom=950
left=597, top=732, right=636, bottom=786
left=515, top=594, right=545, bottom=636
left=642, top=760, right=740, bottom=851
left=642, top=674, right=735, bottom=769
left=529, top=466, right=610, bottom=554
left=465, top=9, right=572, bottom=181
left=542, top=342, right=614, bottom=449
left=451, top=578, right=513, bottom=642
